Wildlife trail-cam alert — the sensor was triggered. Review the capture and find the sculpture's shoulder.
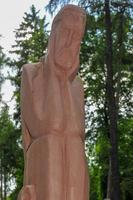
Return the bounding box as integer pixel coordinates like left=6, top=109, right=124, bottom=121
left=74, top=75, right=84, bottom=91
left=75, top=75, right=84, bottom=87
left=21, top=62, right=41, bottom=91
left=22, top=62, right=40, bottom=77
left=72, top=75, right=84, bottom=98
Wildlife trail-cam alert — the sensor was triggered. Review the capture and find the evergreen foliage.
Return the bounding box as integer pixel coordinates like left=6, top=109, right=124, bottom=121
left=0, top=2, right=133, bottom=199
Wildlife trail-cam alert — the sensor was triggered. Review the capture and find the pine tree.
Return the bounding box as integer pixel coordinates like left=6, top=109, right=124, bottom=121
left=0, top=104, right=18, bottom=200
left=9, top=4, right=48, bottom=125
left=0, top=36, right=8, bottom=103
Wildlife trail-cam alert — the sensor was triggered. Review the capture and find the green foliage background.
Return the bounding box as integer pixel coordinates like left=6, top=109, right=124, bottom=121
left=0, top=1, right=133, bottom=200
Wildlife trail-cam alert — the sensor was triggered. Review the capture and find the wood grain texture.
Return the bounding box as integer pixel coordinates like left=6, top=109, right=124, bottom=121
left=18, top=4, right=89, bottom=200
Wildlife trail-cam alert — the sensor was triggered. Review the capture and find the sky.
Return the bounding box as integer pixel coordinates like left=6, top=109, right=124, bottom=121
left=0, top=0, right=53, bottom=116
left=0, top=0, right=51, bottom=52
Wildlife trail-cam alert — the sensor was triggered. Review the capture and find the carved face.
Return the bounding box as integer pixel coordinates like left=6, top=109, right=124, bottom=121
left=50, top=8, right=86, bottom=72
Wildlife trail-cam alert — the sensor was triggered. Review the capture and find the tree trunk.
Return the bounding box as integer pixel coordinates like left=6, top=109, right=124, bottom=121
left=104, top=0, right=120, bottom=199
left=3, top=167, right=7, bottom=200
left=115, top=7, right=125, bottom=118
left=0, top=158, right=3, bottom=200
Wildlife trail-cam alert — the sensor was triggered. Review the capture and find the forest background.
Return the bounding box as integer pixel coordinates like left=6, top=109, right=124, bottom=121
left=0, top=0, right=133, bottom=200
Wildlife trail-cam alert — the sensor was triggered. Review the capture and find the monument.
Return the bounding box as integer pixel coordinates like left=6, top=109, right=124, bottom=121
left=17, top=4, right=89, bottom=200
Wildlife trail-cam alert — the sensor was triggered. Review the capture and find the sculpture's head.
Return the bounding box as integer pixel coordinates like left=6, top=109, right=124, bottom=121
left=47, top=4, right=86, bottom=81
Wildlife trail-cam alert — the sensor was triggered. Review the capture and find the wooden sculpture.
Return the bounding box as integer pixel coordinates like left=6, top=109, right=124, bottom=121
left=17, top=4, right=89, bottom=200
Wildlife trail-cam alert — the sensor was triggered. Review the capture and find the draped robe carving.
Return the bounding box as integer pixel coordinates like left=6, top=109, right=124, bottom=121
left=17, top=4, right=90, bottom=200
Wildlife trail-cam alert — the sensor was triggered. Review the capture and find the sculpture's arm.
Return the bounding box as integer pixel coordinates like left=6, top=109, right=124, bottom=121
left=76, top=76, right=86, bottom=141
left=21, top=115, right=32, bottom=160
left=20, top=65, right=32, bottom=159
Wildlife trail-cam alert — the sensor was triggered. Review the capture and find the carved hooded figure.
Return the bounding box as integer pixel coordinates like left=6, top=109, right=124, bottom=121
left=18, top=4, right=89, bottom=200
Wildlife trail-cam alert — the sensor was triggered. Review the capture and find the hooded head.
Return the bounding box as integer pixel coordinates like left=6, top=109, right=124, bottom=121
left=46, top=5, right=86, bottom=81
left=34, top=5, right=86, bottom=133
